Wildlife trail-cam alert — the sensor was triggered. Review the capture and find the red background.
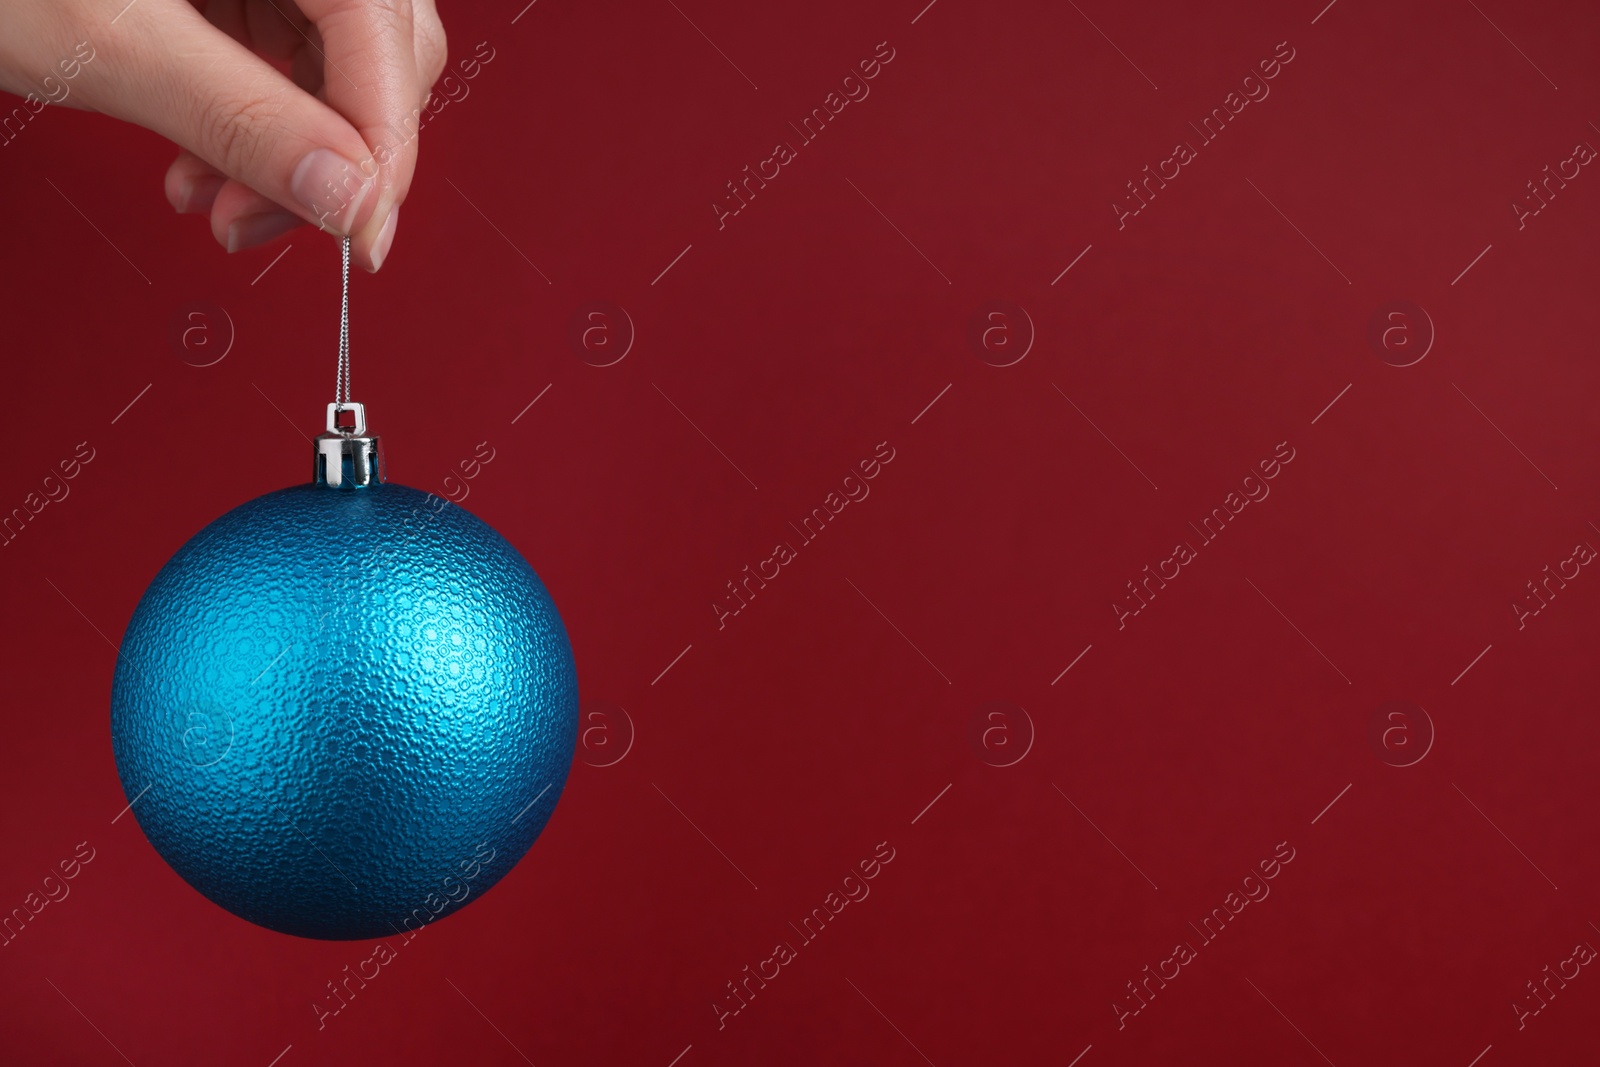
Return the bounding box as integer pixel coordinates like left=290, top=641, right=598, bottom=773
left=3, top=1, right=1599, bottom=1064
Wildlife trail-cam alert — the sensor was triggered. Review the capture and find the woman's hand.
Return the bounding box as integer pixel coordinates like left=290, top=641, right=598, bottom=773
left=0, top=0, right=448, bottom=270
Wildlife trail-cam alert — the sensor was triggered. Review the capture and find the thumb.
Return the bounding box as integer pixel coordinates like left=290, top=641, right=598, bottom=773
left=79, top=0, right=383, bottom=240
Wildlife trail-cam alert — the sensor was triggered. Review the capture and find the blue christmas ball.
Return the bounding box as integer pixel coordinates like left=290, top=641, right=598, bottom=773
left=110, top=475, right=577, bottom=940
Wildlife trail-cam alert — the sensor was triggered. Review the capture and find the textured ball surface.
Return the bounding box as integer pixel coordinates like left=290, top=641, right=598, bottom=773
left=110, top=482, right=577, bottom=940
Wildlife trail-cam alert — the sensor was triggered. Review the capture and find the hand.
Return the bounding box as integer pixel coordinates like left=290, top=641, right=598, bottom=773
left=0, top=0, right=448, bottom=271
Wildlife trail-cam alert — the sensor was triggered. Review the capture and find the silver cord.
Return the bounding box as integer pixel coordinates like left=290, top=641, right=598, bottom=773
left=336, top=236, right=351, bottom=406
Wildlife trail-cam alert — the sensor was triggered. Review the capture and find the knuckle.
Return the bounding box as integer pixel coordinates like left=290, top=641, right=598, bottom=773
left=195, top=87, right=290, bottom=178
left=416, top=10, right=448, bottom=86
left=371, top=0, right=414, bottom=40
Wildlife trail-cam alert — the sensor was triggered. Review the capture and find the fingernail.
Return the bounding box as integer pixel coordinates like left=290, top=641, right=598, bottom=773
left=177, top=175, right=225, bottom=215
left=226, top=210, right=302, bottom=253
left=290, top=147, right=374, bottom=235
left=368, top=206, right=399, bottom=272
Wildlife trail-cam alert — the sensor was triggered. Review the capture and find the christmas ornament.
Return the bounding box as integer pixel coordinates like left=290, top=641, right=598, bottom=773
left=111, top=240, right=577, bottom=940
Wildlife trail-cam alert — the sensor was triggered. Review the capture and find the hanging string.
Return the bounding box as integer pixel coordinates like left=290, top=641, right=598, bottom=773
left=336, top=235, right=351, bottom=407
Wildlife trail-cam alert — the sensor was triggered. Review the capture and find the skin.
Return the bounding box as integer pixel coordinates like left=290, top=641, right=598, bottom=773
left=0, top=0, right=448, bottom=271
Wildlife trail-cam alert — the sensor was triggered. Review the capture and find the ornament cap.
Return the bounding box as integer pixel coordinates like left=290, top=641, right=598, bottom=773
left=314, top=401, right=382, bottom=488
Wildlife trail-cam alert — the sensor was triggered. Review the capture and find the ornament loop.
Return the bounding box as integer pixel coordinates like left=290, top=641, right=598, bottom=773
left=326, top=401, right=367, bottom=437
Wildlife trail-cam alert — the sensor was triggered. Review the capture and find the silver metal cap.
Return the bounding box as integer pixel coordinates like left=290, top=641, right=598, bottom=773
left=313, top=402, right=382, bottom=488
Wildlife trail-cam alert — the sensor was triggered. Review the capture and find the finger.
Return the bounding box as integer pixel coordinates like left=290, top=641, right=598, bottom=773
left=210, top=177, right=305, bottom=251
left=297, top=0, right=423, bottom=271
left=164, top=149, right=228, bottom=215
left=75, top=0, right=382, bottom=245
left=165, top=153, right=304, bottom=254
